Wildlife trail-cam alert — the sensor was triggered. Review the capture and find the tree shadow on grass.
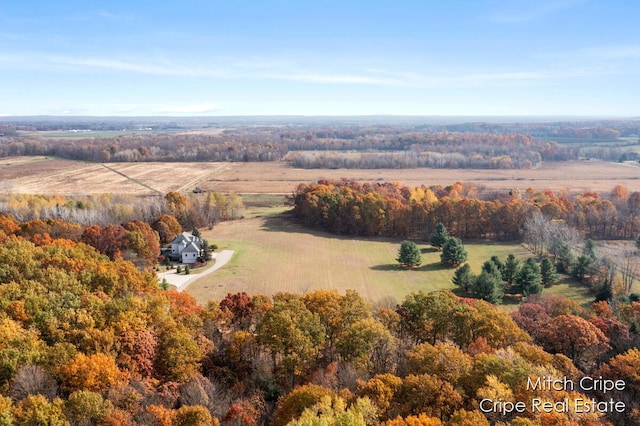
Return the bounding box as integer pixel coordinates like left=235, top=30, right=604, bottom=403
left=416, top=262, right=451, bottom=272
left=258, top=213, right=403, bottom=243
left=421, top=247, right=439, bottom=254
left=370, top=262, right=452, bottom=272
left=370, top=264, right=402, bottom=271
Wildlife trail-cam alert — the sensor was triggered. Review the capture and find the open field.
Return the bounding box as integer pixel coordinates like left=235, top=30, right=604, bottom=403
left=202, top=160, right=640, bottom=195
left=19, top=130, right=149, bottom=139
left=0, top=157, right=231, bottom=195
left=1, top=156, right=639, bottom=196
left=187, top=212, right=595, bottom=306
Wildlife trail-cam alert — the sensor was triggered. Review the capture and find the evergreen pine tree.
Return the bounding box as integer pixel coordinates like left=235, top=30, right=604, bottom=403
left=571, top=255, right=591, bottom=282
left=440, top=237, right=468, bottom=267
left=490, top=255, right=505, bottom=272
left=472, top=270, right=505, bottom=304
left=540, top=257, right=559, bottom=287
left=502, top=253, right=520, bottom=286
left=202, top=239, right=213, bottom=261
left=452, top=263, right=475, bottom=293
left=595, top=282, right=613, bottom=302
left=430, top=223, right=449, bottom=251
left=396, top=240, right=422, bottom=268
left=516, top=258, right=543, bottom=296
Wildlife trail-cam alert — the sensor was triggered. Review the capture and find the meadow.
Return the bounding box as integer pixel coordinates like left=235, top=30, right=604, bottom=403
left=187, top=210, right=594, bottom=308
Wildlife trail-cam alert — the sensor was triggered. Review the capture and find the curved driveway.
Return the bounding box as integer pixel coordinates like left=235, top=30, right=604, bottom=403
left=159, top=250, right=234, bottom=292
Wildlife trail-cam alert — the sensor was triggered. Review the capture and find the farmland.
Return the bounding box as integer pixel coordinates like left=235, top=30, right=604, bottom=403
left=0, top=154, right=632, bottom=308
left=187, top=211, right=594, bottom=307
left=1, top=156, right=639, bottom=196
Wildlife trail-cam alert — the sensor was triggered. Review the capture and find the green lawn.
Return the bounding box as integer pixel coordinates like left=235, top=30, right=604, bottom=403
left=186, top=211, right=594, bottom=307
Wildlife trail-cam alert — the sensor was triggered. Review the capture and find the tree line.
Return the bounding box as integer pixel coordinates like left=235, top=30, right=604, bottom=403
left=293, top=180, right=640, bottom=241
left=4, top=123, right=638, bottom=168
left=0, top=190, right=244, bottom=230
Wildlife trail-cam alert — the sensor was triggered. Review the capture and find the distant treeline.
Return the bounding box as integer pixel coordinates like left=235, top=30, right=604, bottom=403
left=2, top=120, right=639, bottom=167
left=293, top=180, right=640, bottom=241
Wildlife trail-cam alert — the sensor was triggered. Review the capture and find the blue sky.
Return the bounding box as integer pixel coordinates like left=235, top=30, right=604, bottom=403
left=1, top=0, right=639, bottom=116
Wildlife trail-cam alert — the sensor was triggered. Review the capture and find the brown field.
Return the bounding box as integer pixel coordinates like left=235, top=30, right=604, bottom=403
left=1, top=156, right=638, bottom=196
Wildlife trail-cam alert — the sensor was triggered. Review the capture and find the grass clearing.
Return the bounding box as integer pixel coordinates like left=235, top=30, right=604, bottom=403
left=188, top=211, right=545, bottom=305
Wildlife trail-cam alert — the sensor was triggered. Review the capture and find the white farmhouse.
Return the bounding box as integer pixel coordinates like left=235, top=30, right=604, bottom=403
left=170, top=232, right=204, bottom=264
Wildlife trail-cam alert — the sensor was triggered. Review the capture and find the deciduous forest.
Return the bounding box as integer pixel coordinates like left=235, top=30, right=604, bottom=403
left=1, top=212, right=640, bottom=424
left=1, top=119, right=639, bottom=167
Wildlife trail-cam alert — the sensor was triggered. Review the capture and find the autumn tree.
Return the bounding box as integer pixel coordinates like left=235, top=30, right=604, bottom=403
left=256, top=295, right=325, bottom=387
left=336, top=318, right=396, bottom=374
left=174, top=405, right=214, bottom=426
left=396, top=291, right=458, bottom=345
left=64, top=390, right=114, bottom=425
left=57, top=352, right=123, bottom=393
left=396, top=374, right=463, bottom=420
left=0, top=318, right=46, bottom=386
left=80, top=224, right=126, bottom=260
left=537, top=314, right=610, bottom=370
left=122, top=219, right=161, bottom=267
left=381, top=414, right=442, bottom=426
left=272, top=384, right=335, bottom=426
left=286, top=395, right=378, bottom=426
left=448, top=409, right=489, bottom=426
left=406, top=342, right=472, bottom=386
left=396, top=241, right=422, bottom=268
left=12, top=395, right=67, bottom=426
left=358, top=374, right=402, bottom=420
left=153, top=214, right=182, bottom=244
left=595, top=348, right=640, bottom=416
left=156, top=323, right=203, bottom=383
left=219, top=292, right=264, bottom=331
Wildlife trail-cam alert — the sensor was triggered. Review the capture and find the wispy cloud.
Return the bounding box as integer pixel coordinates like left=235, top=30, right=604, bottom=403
left=154, top=103, right=220, bottom=115
left=45, top=56, right=218, bottom=77
left=492, top=0, right=581, bottom=23
left=0, top=51, right=608, bottom=89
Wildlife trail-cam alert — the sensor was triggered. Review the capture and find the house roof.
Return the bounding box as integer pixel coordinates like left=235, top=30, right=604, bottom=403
left=182, top=242, right=201, bottom=253
left=171, top=232, right=198, bottom=245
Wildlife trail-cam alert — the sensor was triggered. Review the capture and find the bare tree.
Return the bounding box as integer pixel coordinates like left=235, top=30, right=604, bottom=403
left=10, top=364, right=58, bottom=401
left=619, top=249, right=640, bottom=295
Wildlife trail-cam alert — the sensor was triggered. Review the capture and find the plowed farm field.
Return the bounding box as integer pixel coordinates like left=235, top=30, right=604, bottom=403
left=1, top=156, right=638, bottom=195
